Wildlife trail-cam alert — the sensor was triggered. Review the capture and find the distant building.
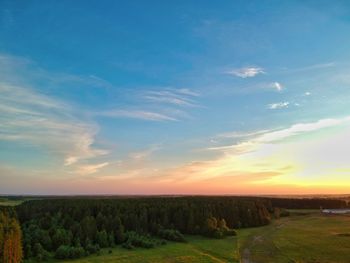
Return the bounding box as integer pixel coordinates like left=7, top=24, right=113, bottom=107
left=322, top=209, right=350, bottom=214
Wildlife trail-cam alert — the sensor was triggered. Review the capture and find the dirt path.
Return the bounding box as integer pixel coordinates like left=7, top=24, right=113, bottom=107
left=240, top=235, right=263, bottom=263
left=239, top=218, right=293, bottom=263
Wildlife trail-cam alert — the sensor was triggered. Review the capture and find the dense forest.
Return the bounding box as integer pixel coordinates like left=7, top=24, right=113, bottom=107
left=0, top=196, right=348, bottom=262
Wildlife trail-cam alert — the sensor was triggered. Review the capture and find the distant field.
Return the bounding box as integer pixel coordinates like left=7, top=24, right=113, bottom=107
left=0, top=197, right=40, bottom=206
left=0, top=198, right=24, bottom=206
left=23, top=210, right=350, bottom=263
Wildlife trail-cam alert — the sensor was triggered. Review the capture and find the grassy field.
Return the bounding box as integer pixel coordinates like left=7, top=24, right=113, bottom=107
left=238, top=210, right=350, bottom=263
left=26, top=210, right=350, bottom=263
left=30, top=236, right=238, bottom=263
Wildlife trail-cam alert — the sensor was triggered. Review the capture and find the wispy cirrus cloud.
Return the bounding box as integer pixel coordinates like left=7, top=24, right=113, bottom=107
left=96, top=145, right=162, bottom=180
left=0, top=54, right=108, bottom=174
left=176, top=88, right=200, bottom=97
left=0, top=54, right=115, bottom=90
left=286, top=62, right=335, bottom=73
left=225, top=66, right=264, bottom=78
left=128, top=145, right=161, bottom=160
left=268, top=102, right=289, bottom=110
left=74, top=162, right=109, bottom=175
left=256, top=118, right=349, bottom=143
left=99, top=109, right=177, bottom=121
left=164, top=116, right=350, bottom=186
left=143, top=88, right=199, bottom=107
left=217, top=129, right=272, bottom=139
left=0, top=83, right=108, bottom=169
left=271, top=82, right=283, bottom=91
left=99, top=87, right=199, bottom=122
left=207, top=118, right=350, bottom=153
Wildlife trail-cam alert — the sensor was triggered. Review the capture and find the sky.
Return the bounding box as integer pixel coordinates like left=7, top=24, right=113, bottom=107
left=1, top=0, right=350, bottom=195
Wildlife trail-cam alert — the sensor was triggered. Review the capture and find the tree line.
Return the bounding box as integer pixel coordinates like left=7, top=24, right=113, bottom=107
left=263, top=197, right=347, bottom=209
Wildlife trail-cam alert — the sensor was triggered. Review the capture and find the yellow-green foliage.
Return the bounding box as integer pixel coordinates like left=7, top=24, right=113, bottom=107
left=0, top=212, right=23, bottom=263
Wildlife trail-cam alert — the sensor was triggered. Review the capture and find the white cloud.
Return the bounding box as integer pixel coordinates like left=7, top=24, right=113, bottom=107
left=268, top=102, right=289, bottom=109
left=217, top=129, right=272, bottom=139
left=256, top=118, right=348, bottom=143
left=208, top=117, right=350, bottom=153
left=225, top=66, right=264, bottom=78
left=305, top=91, right=311, bottom=96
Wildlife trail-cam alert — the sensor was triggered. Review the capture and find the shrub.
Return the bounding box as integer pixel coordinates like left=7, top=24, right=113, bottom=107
left=55, top=245, right=86, bottom=259
left=157, top=229, right=186, bottom=242
left=86, top=243, right=100, bottom=254
left=202, top=217, right=237, bottom=238
left=122, top=231, right=157, bottom=249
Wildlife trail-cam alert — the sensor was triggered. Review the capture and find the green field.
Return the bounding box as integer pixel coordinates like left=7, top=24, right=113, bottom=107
left=40, top=210, right=350, bottom=263
left=25, top=236, right=238, bottom=263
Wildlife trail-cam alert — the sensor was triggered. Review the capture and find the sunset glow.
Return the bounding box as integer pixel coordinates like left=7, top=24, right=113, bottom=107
left=1, top=1, right=350, bottom=195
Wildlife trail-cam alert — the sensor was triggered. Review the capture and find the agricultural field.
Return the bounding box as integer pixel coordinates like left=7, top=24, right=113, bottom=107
left=44, top=210, right=350, bottom=263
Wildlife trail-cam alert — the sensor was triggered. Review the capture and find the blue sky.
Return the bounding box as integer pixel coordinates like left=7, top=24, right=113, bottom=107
left=1, top=0, right=350, bottom=194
